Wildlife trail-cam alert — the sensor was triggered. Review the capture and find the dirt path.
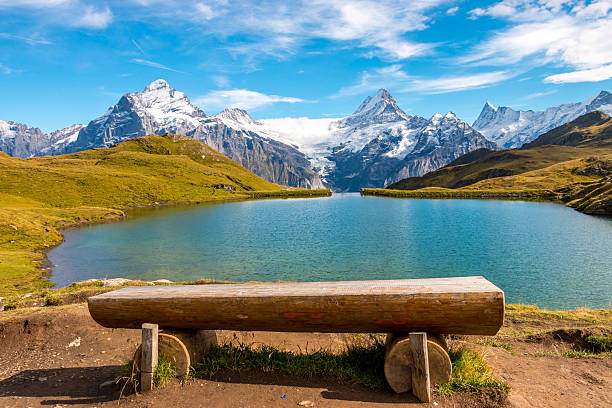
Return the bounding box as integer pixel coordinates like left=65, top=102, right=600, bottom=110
left=0, top=304, right=610, bottom=407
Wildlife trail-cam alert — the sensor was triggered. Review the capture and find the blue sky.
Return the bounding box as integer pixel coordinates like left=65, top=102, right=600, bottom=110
left=1, top=0, right=611, bottom=132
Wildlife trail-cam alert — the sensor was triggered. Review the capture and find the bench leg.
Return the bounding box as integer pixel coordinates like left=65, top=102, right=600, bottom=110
left=384, top=332, right=450, bottom=400
left=141, top=323, right=159, bottom=392
left=409, top=332, right=431, bottom=403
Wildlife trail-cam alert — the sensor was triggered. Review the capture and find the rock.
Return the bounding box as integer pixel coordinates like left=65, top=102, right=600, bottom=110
left=151, top=279, right=173, bottom=284
left=298, top=401, right=315, bottom=407
left=38, top=376, right=47, bottom=382
left=68, top=337, right=81, bottom=348
left=213, top=183, right=236, bottom=192
left=102, top=278, right=132, bottom=287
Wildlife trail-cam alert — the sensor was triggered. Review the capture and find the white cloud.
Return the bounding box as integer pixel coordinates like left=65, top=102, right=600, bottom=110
left=337, top=65, right=513, bottom=96
left=195, top=89, right=307, bottom=111
left=410, top=71, right=513, bottom=94
left=0, top=33, right=51, bottom=45
left=130, top=58, right=184, bottom=73
left=131, top=1, right=448, bottom=61
left=73, top=5, right=113, bottom=29
left=0, top=0, right=71, bottom=7
left=544, top=64, right=612, bottom=83
left=465, top=0, right=612, bottom=83
left=194, top=2, right=216, bottom=20
left=446, top=6, right=459, bottom=15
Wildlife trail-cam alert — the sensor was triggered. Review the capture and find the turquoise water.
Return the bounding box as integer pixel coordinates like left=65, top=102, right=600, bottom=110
left=48, top=194, right=612, bottom=309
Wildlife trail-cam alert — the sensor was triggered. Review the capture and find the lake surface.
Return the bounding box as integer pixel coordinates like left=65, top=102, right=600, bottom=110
left=48, top=194, right=612, bottom=309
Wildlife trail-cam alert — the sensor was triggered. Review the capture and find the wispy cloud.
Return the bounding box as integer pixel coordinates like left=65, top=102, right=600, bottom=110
left=337, top=65, right=514, bottom=97
left=410, top=70, right=514, bottom=94
left=130, top=1, right=447, bottom=62
left=522, top=89, right=558, bottom=100
left=131, top=39, right=147, bottom=56
left=195, top=89, right=307, bottom=112
left=0, top=32, right=51, bottom=45
left=0, top=63, right=15, bottom=74
left=0, top=0, right=71, bottom=7
left=464, top=0, right=612, bottom=83
left=544, top=64, right=612, bottom=84
left=211, top=75, right=230, bottom=88
left=0, top=1, right=113, bottom=30
left=130, top=58, right=185, bottom=73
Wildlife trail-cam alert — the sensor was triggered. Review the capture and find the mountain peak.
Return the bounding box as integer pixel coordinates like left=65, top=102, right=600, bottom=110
left=144, top=79, right=171, bottom=92
left=351, top=88, right=407, bottom=120
left=215, top=108, right=258, bottom=125
left=484, top=101, right=497, bottom=111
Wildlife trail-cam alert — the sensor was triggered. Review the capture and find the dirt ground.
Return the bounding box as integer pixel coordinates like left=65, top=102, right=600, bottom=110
left=0, top=304, right=610, bottom=408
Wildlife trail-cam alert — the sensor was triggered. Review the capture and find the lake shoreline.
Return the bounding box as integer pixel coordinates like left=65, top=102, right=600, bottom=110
left=360, top=187, right=559, bottom=201
left=2, top=188, right=331, bottom=305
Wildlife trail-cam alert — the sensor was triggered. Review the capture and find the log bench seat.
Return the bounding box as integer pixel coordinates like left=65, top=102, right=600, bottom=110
left=88, top=276, right=504, bottom=401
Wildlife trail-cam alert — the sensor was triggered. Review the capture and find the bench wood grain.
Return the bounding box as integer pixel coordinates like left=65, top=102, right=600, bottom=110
left=88, top=276, right=504, bottom=335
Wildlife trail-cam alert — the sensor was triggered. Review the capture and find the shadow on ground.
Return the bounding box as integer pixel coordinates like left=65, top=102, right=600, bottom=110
left=0, top=365, right=123, bottom=405
left=208, top=369, right=421, bottom=404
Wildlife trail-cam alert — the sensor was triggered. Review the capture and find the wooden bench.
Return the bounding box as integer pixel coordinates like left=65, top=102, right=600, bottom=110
left=88, top=276, right=504, bottom=402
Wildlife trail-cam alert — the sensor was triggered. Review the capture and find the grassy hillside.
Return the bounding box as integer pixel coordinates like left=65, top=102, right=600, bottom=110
left=0, top=134, right=330, bottom=300
left=381, top=112, right=612, bottom=214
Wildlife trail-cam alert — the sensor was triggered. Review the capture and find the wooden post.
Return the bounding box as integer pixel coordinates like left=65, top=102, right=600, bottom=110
left=409, top=332, right=431, bottom=403
left=141, top=323, right=158, bottom=392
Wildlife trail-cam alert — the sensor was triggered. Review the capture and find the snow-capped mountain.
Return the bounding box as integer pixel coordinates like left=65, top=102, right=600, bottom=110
left=0, top=120, right=51, bottom=158
left=0, top=83, right=496, bottom=191
left=324, top=108, right=497, bottom=191
left=8, top=80, right=608, bottom=192
left=229, top=89, right=494, bottom=191
left=473, top=91, right=612, bottom=148
left=69, top=79, right=207, bottom=152
left=67, top=79, right=323, bottom=188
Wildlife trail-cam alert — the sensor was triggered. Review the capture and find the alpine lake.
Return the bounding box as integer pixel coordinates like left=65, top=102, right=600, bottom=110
left=48, top=193, right=612, bottom=310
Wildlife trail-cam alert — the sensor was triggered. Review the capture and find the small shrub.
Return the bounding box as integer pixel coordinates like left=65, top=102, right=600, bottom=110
left=585, top=334, right=612, bottom=353
left=43, top=292, right=62, bottom=306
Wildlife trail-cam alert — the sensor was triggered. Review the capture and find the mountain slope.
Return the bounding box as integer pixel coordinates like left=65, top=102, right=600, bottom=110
left=388, top=112, right=612, bottom=192
left=0, top=133, right=286, bottom=208
left=473, top=91, right=612, bottom=148
left=523, top=111, right=612, bottom=148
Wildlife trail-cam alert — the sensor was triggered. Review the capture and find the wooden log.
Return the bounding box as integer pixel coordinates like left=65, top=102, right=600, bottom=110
left=384, top=333, right=451, bottom=394
left=410, top=332, right=431, bottom=403
left=141, top=323, right=158, bottom=392
left=88, top=277, right=504, bottom=335
left=134, top=333, right=191, bottom=379
left=164, top=330, right=217, bottom=364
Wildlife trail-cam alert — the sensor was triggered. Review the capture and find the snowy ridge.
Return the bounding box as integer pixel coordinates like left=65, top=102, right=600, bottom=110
left=2, top=79, right=610, bottom=191
left=473, top=91, right=612, bottom=148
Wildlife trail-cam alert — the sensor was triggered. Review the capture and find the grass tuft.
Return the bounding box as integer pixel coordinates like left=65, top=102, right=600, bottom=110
left=477, top=339, right=513, bottom=353
left=190, top=339, right=508, bottom=396
left=191, top=337, right=387, bottom=390
left=153, top=353, right=177, bottom=387
left=436, top=347, right=510, bottom=395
